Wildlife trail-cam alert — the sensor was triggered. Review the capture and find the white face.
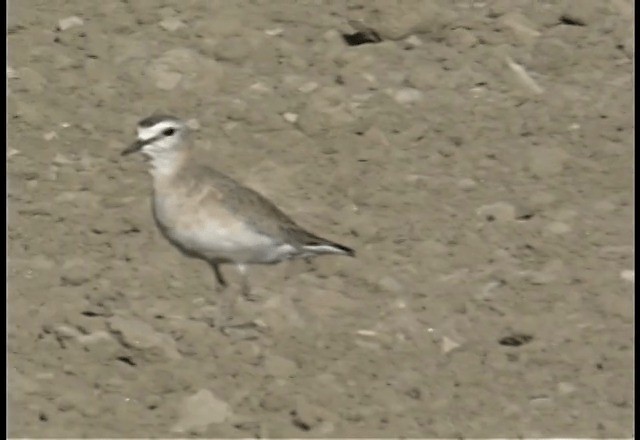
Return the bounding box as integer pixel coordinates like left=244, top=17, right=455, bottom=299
left=135, top=120, right=184, bottom=159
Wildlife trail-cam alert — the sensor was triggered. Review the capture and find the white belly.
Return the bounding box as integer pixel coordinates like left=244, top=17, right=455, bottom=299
left=168, top=220, right=278, bottom=263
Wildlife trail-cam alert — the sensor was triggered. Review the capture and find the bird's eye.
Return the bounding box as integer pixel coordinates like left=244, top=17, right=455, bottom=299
left=163, top=128, right=176, bottom=136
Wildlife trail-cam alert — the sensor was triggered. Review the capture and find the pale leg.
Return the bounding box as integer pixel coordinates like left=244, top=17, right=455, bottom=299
left=237, top=264, right=252, bottom=300
left=208, top=262, right=236, bottom=328
left=219, top=264, right=261, bottom=338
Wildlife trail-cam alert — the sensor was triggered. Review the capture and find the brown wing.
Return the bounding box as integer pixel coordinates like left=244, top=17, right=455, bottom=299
left=191, top=165, right=321, bottom=246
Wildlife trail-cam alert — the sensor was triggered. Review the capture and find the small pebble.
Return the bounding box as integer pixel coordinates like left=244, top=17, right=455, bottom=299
left=57, top=16, right=84, bottom=31
left=249, top=82, right=271, bottom=93
left=557, top=382, right=576, bottom=395
left=60, top=259, right=93, bottom=286
left=53, top=325, right=82, bottom=340
left=393, top=88, right=424, bottom=105
left=172, top=389, right=231, bottom=433
left=469, top=86, right=486, bottom=98
left=403, top=35, right=423, bottom=48
left=527, top=271, right=556, bottom=285
left=159, top=18, right=185, bottom=32
left=35, top=372, right=55, bottom=380
left=477, top=280, right=503, bottom=299
left=298, top=81, right=319, bottom=93
left=292, top=398, right=333, bottom=432
left=76, top=331, right=115, bottom=346
left=283, top=112, right=298, bottom=123
left=442, top=336, right=461, bottom=354
left=447, top=28, right=478, bottom=48
left=43, top=131, right=58, bottom=141
left=55, top=396, right=76, bottom=412
left=265, top=28, right=284, bottom=36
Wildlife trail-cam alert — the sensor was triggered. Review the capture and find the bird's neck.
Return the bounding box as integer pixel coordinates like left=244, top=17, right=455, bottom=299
left=149, top=149, right=190, bottom=179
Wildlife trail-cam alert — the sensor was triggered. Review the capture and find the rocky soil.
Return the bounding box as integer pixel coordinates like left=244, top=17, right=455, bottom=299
left=8, top=0, right=633, bottom=437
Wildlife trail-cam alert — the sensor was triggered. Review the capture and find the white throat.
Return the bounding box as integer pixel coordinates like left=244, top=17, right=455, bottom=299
left=143, top=146, right=187, bottom=176
left=146, top=148, right=186, bottom=177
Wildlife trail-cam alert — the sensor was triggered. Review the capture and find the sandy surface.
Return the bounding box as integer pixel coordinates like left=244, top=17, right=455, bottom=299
left=8, top=0, right=633, bottom=437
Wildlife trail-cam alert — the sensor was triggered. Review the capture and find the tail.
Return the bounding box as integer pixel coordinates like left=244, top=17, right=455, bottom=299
left=301, top=238, right=356, bottom=258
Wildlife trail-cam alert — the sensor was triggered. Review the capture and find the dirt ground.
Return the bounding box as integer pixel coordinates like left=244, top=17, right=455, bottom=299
left=7, top=0, right=634, bottom=438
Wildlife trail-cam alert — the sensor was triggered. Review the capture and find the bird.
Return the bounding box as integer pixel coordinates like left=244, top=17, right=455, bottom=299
left=121, top=114, right=355, bottom=326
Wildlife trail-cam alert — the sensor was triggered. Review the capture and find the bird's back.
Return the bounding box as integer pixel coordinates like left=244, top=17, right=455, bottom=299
left=179, top=163, right=312, bottom=244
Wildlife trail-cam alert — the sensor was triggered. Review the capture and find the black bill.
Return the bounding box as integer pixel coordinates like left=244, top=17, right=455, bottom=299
left=121, top=139, right=148, bottom=156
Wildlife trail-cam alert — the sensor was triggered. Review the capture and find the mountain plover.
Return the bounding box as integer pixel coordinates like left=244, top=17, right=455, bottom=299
left=122, top=114, right=355, bottom=324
